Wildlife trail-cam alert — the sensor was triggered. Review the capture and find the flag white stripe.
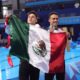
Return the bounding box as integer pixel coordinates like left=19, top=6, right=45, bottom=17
left=28, top=26, right=51, bottom=73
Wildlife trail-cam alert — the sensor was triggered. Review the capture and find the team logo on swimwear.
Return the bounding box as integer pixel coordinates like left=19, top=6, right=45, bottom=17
left=32, top=40, right=47, bottom=57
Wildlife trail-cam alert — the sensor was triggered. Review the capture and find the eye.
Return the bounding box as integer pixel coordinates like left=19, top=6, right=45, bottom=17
left=53, top=18, right=58, bottom=20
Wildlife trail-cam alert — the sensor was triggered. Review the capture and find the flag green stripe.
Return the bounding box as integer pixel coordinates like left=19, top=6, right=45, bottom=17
left=9, top=15, right=30, bottom=61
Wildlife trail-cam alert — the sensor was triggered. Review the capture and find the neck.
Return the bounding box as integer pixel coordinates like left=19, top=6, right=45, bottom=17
left=29, top=23, right=36, bottom=25
left=50, top=25, right=58, bottom=30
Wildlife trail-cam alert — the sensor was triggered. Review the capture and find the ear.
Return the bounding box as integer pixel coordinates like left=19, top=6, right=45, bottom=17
left=36, top=19, right=38, bottom=23
left=48, top=19, right=50, bottom=23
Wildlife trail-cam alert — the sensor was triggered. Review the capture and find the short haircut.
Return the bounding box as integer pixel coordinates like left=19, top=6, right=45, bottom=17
left=27, top=10, right=39, bottom=19
left=48, top=11, right=59, bottom=18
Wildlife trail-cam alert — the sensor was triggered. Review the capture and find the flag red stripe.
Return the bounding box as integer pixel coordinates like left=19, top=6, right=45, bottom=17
left=49, top=32, right=67, bottom=73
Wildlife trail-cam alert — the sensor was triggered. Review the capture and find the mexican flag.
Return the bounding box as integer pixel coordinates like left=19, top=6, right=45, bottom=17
left=7, top=15, right=67, bottom=73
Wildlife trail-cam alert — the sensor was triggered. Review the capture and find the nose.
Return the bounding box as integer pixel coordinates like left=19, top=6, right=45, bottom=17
left=54, top=18, right=58, bottom=21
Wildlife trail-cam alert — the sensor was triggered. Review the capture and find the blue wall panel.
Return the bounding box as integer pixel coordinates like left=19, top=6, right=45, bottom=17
left=25, top=0, right=74, bottom=6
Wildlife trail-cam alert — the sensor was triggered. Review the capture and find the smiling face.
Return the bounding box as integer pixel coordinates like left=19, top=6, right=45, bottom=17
left=49, top=14, right=59, bottom=27
left=27, top=13, right=38, bottom=25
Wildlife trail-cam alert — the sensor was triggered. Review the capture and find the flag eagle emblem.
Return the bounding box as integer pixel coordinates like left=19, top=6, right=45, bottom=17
left=32, top=40, right=47, bottom=57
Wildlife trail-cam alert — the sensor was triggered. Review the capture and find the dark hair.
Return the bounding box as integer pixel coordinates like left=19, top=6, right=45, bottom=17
left=48, top=11, right=59, bottom=18
left=27, top=10, right=39, bottom=19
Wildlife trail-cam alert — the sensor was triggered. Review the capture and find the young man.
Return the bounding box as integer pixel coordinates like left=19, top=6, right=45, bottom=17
left=19, top=11, right=40, bottom=80
left=45, top=12, right=66, bottom=80
left=0, top=11, right=40, bottom=80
